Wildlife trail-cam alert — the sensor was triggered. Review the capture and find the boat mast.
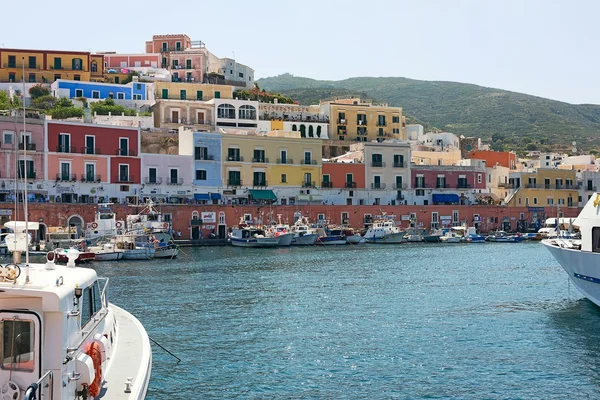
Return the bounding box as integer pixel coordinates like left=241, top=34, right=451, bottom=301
left=22, top=59, right=30, bottom=274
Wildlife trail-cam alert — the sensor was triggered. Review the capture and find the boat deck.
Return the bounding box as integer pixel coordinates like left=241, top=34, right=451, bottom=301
left=101, top=305, right=152, bottom=400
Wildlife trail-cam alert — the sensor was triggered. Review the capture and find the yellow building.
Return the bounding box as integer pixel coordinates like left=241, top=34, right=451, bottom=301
left=411, top=149, right=462, bottom=166
left=506, top=169, right=577, bottom=208
left=323, top=98, right=405, bottom=142
left=221, top=131, right=322, bottom=194
left=0, top=48, right=100, bottom=83
left=154, top=82, right=233, bottom=101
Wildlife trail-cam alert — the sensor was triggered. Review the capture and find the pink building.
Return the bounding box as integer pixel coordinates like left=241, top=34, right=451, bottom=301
left=0, top=116, right=46, bottom=200
left=145, top=34, right=207, bottom=83
left=101, top=53, right=161, bottom=69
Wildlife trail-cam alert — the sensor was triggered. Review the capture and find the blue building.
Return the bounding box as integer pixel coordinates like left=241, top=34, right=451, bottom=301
left=176, top=130, right=223, bottom=198
left=51, top=79, right=149, bottom=101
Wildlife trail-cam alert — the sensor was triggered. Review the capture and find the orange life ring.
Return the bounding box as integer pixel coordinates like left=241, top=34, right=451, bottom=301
left=163, top=223, right=169, bottom=229
left=91, top=222, right=98, bottom=229
left=87, top=342, right=103, bottom=398
left=115, top=221, right=122, bottom=228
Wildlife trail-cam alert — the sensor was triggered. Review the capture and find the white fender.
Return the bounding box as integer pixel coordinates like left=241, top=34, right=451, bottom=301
left=75, top=353, right=95, bottom=392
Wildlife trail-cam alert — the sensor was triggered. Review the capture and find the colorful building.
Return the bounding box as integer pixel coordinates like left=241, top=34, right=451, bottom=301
left=209, top=99, right=259, bottom=129
left=0, top=48, right=104, bottom=83
left=101, top=53, right=161, bottom=69
left=44, top=120, right=141, bottom=203
left=145, top=34, right=207, bottom=84
left=469, top=150, right=517, bottom=169
left=411, top=165, right=487, bottom=206
left=154, top=82, right=232, bottom=101
left=51, top=79, right=152, bottom=101
left=178, top=130, right=223, bottom=190
left=152, top=100, right=214, bottom=131
left=321, top=162, right=366, bottom=190
left=140, top=153, right=194, bottom=203
left=505, top=169, right=578, bottom=208
left=362, top=141, right=411, bottom=194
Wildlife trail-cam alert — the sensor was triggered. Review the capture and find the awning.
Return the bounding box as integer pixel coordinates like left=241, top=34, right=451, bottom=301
left=310, top=194, right=323, bottom=202
left=249, top=189, right=277, bottom=200
left=297, top=194, right=310, bottom=201
left=194, top=193, right=210, bottom=201
left=211, top=193, right=222, bottom=200
left=432, top=194, right=460, bottom=204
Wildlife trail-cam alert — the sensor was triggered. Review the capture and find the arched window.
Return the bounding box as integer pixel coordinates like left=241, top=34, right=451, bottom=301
left=238, top=105, right=256, bottom=120
left=192, top=211, right=200, bottom=220
left=308, top=126, right=314, bottom=137
left=91, top=61, right=98, bottom=73
left=217, top=104, right=236, bottom=119
left=300, top=125, right=306, bottom=138
left=316, top=126, right=322, bottom=138
left=292, top=124, right=297, bottom=131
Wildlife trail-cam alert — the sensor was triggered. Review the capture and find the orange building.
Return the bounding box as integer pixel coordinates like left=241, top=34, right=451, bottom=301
left=321, top=162, right=366, bottom=189
left=469, top=150, right=517, bottom=169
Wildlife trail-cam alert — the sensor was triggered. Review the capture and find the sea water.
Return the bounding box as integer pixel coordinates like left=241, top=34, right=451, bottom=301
left=93, top=242, right=600, bottom=399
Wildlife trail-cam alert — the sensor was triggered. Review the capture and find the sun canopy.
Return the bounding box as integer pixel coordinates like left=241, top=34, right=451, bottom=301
left=194, top=194, right=211, bottom=201
left=249, top=190, right=277, bottom=200
left=432, top=194, right=460, bottom=204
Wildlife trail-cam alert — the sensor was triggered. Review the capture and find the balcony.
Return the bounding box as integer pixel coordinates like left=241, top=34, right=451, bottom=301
left=252, top=180, right=268, bottom=187
left=415, top=183, right=426, bottom=189
left=227, top=179, right=242, bottom=187
left=345, top=181, right=357, bottom=189
left=50, top=66, right=86, bottom=72
left=252, top=158, right=269, bottom=163
left=377, top=122, right=387, bottom=127
left=195, top=155, right=215, bottom=161
left=436, top=184, right=449, bottom=189
left=56, top=173, right=77, bottom=182
left=3, top=63, right=42, bottom=70
left=457, top=183, right=472, bottom=189
left=357, top=129, right=368, bottom=136
left=18, top=171, right=37, bottom=180
left=171, top=64, right=196, bottom=70
left=393, top=183, right=407, bottom=190
left=337, top=119, right=347, bottom=124
left=302, top=181, right=316, bottom=188
left=56, top=145, right=76, bottom=153
left=525, top=184, right=577, bottom=190
left=161, top=46, right=184, bottom=52
left=371, top=183, right=386, bottom=190
left=301, top=159, right=317, bottom=165
left=396, top=192, right=405, bottom=200
left=18, top=142, right=36, bottom=151
left=371, top=161, right=386, bottom=168
left=167, top=178, right=184, bottom=185
left=357, top=119, right=367, bottom=126
left=393, top=162, right=405, bottom=168
left=116, top=149, right=138, bottom=157
left=586, top=186, right=598, bottom=191
left=276, top=158, right=294, bottom=164
left=116, top=176, right=135, bottom=183
left=144, top=177, right=163, bottom=185
left=80, top=174, right=102, bottom=183
left=82, top=147, right=102, bottom=155
left=321, top=181, right=333, bottom=188
left=227, top=156, right=244, bottom=162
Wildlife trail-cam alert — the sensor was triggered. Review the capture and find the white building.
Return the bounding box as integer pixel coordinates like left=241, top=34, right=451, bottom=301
left=206, top=53, right=255, bottom=88
left=207, top=98, right=258, bottom=130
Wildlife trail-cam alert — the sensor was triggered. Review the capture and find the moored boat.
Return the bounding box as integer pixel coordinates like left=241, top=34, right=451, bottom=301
left=88, top=242, right=125, bottom=261
left=229, top=227, right=280, bottom=247
left=289, top=217, right=319, bottom=246
left=486, top=230, right=523, bottom=243
left=363, top=219, right=405, bottom=244
left=84, top=203, right=126, bottom=245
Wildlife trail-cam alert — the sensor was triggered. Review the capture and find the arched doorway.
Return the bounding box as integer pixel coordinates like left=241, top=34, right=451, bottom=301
left=191, top=211, right=200, bottom=239
left=218, top=211, right=226, bottom=238
left=67, top=215, right=84, bottom=237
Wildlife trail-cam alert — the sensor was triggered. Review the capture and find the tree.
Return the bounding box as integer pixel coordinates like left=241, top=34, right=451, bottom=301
left=121, top=71, right=140, bottom=85
left=55, top=97, right=74, bottom=108
left=526, top=143, right=537, bottom=151
left=50, top=107, right=84, bottom=119
left=32, top=95, right=57, bottom=111
left=28, top=84, right=50, bottom=99
left=0, top=91, right=10, bottom=110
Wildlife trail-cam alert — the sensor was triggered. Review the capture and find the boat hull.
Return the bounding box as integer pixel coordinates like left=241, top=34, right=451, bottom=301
left=291, top=234, right=318, bottom=246
left=276, top=233, right=294, bottom=246
left=543, top=241, right=600, bottom=307
left=154, top=245, right=179, bottom=258
left=230, top=237, right=280, bottom=248
left=346, top=235, right=366, bottom=244
left=93, top=251, right=124, bottom=261
left=423, top=235, right=441, bottom=243
left=365, top=232, right=406, bottom=244
left=55, top=251, right=96, bottom=263
left=122, top=248, right=155, bottom=260
left=316, top=235, right=347, bottom=245
left=440, top=237, right=461, bottom=243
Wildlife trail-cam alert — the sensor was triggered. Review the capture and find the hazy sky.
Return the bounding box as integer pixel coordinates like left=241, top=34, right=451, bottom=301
left=2, top=0, right=598, bottom=104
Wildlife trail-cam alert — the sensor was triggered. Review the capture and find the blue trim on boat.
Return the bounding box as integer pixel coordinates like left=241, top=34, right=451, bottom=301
left=574, top=273, right=600, bottom=284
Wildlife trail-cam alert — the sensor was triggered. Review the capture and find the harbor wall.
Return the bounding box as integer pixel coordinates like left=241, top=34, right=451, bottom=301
left=0, top=203, right=578, bottom=240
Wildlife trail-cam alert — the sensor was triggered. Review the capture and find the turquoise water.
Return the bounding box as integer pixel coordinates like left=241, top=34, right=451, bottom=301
left=92, top=243, right=600, bottom=399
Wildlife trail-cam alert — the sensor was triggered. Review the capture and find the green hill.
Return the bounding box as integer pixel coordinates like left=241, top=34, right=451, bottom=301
left=257, top=73, right=600, bottom=153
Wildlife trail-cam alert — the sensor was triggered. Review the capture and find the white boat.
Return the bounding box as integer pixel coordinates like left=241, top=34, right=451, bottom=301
left=404, top=228, right=426, bottom=242
left=230, top=227, right=280, bottom=247
left=112, top=235, right=156, bottom=260
left=84, top=203, right=126, bottom=245
left=88, top=242, right=125, bottom=261
left=486, top=230, right=524, bottom=243
left=345, top=229, right=366, bottom=245
left=289, top=218, right=319, bottom=246
left=439, top=228, right=462, bottom=243
left=363, top=219, right=406, bottom=244
left=126, top=200, right=172, bottom=235
left=543, top=193, right=600, bottom=306
left=0, top=222, right=151, bottom=399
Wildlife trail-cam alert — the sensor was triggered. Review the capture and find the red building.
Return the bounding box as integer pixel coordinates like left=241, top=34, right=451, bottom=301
left=322, top=162, right=366, bottom=189
left=411, top=165, right=487, bottom=205
left=469, top=150, right=517, bottom=169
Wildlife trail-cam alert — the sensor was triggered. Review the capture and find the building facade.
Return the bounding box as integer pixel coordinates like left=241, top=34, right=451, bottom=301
left=145, top=34, right=207, bottom=85
left=209, top=99, right=259, bottom=129
left=152, top=100, right=214, bottom=131
left=101, top=53, right=161, bottom=69
left=178, top=130, right=223, bottom=189
left=52, top=79, right=151, bottom=101
left=362, top=141, right=411, bottom=194
left=469, top=150, right=517, bottom=170
left=506, top=169, right=578, bottom=208
left=154, top=82, right=232, bottom=102
left=411, top=165, right=487, bottom=206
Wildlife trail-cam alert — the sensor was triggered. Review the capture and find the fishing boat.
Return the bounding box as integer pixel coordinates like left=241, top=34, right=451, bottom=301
left=264, top=215, right=294, bottom=246
left=54, top=247, right=96, bottom=263
left=345, top=228, right=365, bottom=244
left=543, top=193, right=600, bottom=307
left=126, top=202, right=179, bottom=257
left=462, top=227, right=486, bottom=243
left=288, top=217, right=319, bottom=246
left=314, top=225, right=348, bottom=245
left=0, top=221, right=151, bottom=399
left=363, top=219, right=406, bottom=244
left=486, top=230, right=523, bottom=243
left=112, top=234, right=156, bottom=260
left=423, top=228, right=444, bottom=243
left=229, top=226, right=281, bottom=247
left=439, top=228, right=462, bottom=243
left=404, top=228, right=426, bottom=243
left=84, top=203, right=126, bottom=245
left=87, top=242, right=124, bottom=261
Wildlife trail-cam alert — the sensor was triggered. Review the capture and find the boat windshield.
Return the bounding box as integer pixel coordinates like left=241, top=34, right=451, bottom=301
left=0, top=319, right=34, bottom=371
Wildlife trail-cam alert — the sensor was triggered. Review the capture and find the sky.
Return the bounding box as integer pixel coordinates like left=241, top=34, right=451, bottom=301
left=2, top=0, right=599, bottom=105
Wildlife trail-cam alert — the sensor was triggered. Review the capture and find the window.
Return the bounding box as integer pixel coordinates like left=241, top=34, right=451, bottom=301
left=162, top=89, right=168, bottom=99
left=215, top=91, right=221, bottom=99
left=196, top=90, right=203, bottom=100
left=91, top=91, right=100, bottom=99
left=53, top=57, right=62, bottom=69
left=393, top=154, right=404, bottom=167
left=85, top=135, right=95, bottom=154
left=281, top=174, right=287, bottom=183
left=1, top=319, right=34, bottom=371
left=75, top=89, right=83, bottom=97
left=452, top=210, right=459, bottom=225
left=477, top=174, right=482, bottom=184
left=119, top=164, right=129, bottom=182
left=148, top=167, right=157, bottom=183
left=217, top=104, right=235, bottom=119
left=117, top=92, right=125, bottom=100
left=80, top=282, right=103, bottom=328
left=304, top=173, right=312, bottom=186
left=8, top=73, right=15, bottom=82
left=72, top=58, right=83, bottom=71
left=239, top=72, right=244, bottom=78
left=253, top=149, right=265, bottom=163
left=395, top=176, right=403, bottom=189
left=119, top=138, right=129, bottom=156
left=392, top=116, right=400, bottom=123
left=85, top=163, right=95, bottom=182
left=304, top=151, right=312, bottom=165
left=180, top=90, right=186, bottom=100
left=346, top=173, right=353, bottom=184
left=373, top=175, right=381, bottom=189
left=186, top=59, right=192, bottom=69
left=436, top=175, right=446, bottom=188
left=533, top=197, right=538, bottom=205
left=162, top=42, right=168, bottom=51
left=377, top=115, right=386, bottom=126
left=253, top=171, right=266, bottom=186
left=73, top=75, right=80, bottom=81
left=227, top=148, right=241, bottom=161
left=28, top=73, right=36, bottom=83
left=108, top=92, right=114, bottom=99
left=53, top=74, right=61, bottom=81
left=58, top=133, right=70, bottom=152
left=239, top=105, right=256, bottom=120
left=431, top=212, right=439, bottom=229
left=195, top=146, right=208, bottom=160
left=357, top=114, right=367, bottom=125
left=372, top=153, right=383, bottom=167
left=176, top=41, right=182, bottom=51
left=18, top=160, right=34, bottom=179
left=280, top=150, right=287, bottom=164
left=60, top=162, right=71, bottom=181
left=133, top=94, right=142, bottom=100
left=196, top=170, right=207, bottom=180
left=7, top=55, right=16, bottom=68
left=91, top=62, right=97, bottom=73
left=228, top=170, right=241, bottom=186
left=558, top=198, right=565, bottom=205
left=170, top=168, right=179, bottom=184
left=2, top=131, right=14, bottom=145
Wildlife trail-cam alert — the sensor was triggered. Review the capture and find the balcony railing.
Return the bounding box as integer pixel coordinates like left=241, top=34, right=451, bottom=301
left=227, top=156, right=244, bottom=162
left=377, top=122, right=387, bottom=127
left=393, top=183, right=407, bottom=189
left=4, top=63, right=42, bottom=70
left=227, top=179, right=242, bottom=186
left=301, top=159, right=317, bottom=165
left=337, top=119, right=347, bottom=124
left=252, top=158, right=269, bottom=163
left=56, top=145, right=75, bottom=153
left=345, top=181, right=357, bottom=189
left=116, top=176, right=135, bottom=183
left=18, top=171, right=36, bottom=180
left=457, top=183, right=472, bottom=189
left=56, top=173, right=77, bottom=182
left=371, top=161, right=386, bottom=168
left=371, top=183, right=386, bottom=190
left=586, top=186, right=598, bottom=191
left=322, top=181, right=333, bottom=188
left=116, top=149, right=138, bottom=157
left=302, top=181, right=316, bottom=188
left=144, top=177, right=163, bottom=185
left=525, top=184, right=576, bottom=190
left=171, top=64, right=196, bottom=70
left=195, top=155, right=215, bottom=161
left=393, top=162, right=405, bottom=168
left=415, top=183, right=426, bottom=188
left=80, top=174, right=102, bottom=183
left=276, top=158, right=294, bottom=164
left=252, top=180, right=267, bottom=187
left=167, top=178, right=184, bottom=185
left=83, top=147, right=102, bottom=155
left=50, top=66, right=86, bottom=71
left=436, top=184, right=449, bottom=188
left=19, top=142, right=36, bottom=151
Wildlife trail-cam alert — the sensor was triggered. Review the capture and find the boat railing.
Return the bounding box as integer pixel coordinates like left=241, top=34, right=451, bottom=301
left=98, top=277, right=110, bottom=307
left=24, top=370, right=53, bottom=400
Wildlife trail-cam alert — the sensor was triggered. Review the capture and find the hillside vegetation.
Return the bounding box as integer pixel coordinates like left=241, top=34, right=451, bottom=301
left=257, top=73, right=600, bottom=153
